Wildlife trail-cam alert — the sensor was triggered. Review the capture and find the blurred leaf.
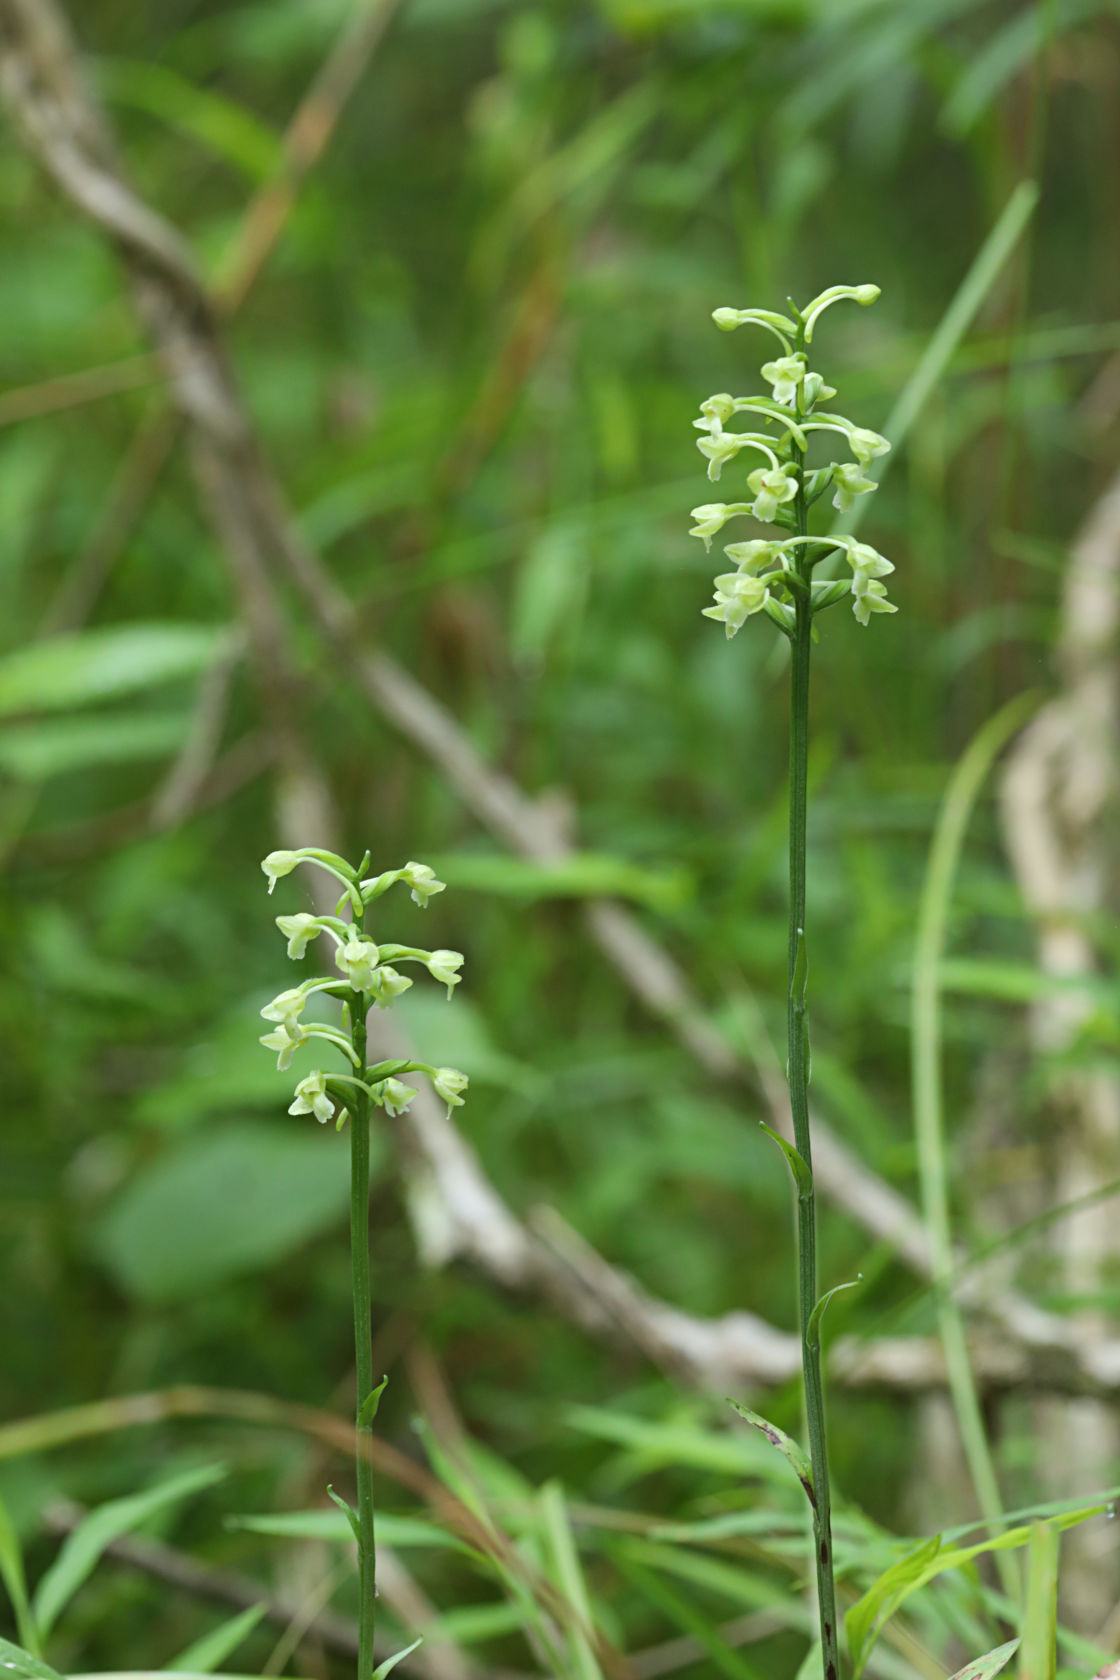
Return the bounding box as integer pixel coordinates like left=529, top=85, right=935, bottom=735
left=846, top=1532, right=942, bottom=1678
left=169, top=1602, right=267, bottom=1673
left=951, top=1642, right=1021, bottom=1680
left=0, top=1638, right=64, bottom=1680
left=228, top=1509, right=468, bottom=1552
left=97, top=59, right=281, bottom=182
left=371, top=1639, right=422, bottom=1680
left=0, top=1492, right=38, bottom=1657
left=1019, top=1525, right=1058, bottom=1680
left=33, top=1464, right=225, bottom=1640
left=90, top=1121, right=365, bottom=1301
left=0, top=625, right=228, bottom=717
left=392, top=991, right=543, bottom=1099
left=430, top=851, right=693, bottom=911
left=0, top=710, right=190, bottom=780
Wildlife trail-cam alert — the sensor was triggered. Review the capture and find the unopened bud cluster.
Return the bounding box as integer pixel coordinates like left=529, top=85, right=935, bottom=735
left=257, top=848, right=468, bottom=1129
left=690, top=285, right=898, bottom=634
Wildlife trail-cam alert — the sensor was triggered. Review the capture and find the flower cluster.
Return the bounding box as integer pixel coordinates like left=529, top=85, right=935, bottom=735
left=689, top=285, right=897, bottom=635
left=257, top=848, right=469, bottom=1128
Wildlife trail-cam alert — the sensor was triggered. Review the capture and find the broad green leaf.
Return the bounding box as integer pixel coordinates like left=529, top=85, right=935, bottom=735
left=0, top=1497, right=38, bottom=1658
left=0, top=1636, right=65, bottom=1680
left=0, top=625, right=227, bottom=718
left=371, top=1637, right=422, bottom=1680
left=169, top=1602, right=268, bottom=1673
left=727, top=1400, right=815, bottom=1511
left=33, top=1463, right=225, bottom=1639
left=950, top=1640, right=1021, bottom=1680
left=91, top=1121, right=367, bottom=1302
left=0, top=711, right=190, bottom=780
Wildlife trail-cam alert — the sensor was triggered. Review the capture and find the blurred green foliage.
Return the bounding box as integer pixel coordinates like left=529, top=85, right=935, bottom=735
left=1, top=0, right=1119, bottom=1672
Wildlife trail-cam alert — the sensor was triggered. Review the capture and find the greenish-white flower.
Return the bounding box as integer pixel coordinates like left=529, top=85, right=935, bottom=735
left=288, top=1071, right=335, bottom=1124
left=369, top=964, right=413, bottom=1007
left=689, top=503, right=746, bottom=551
left=336, top=937, right=382, bottom=991
left=696, top=431, right=746, bottom=483
left=722, top=539, right=782, bottom=574
left=748, top=464, right=798, bottom=523
left=761, top=354, right=806, bottom=407
left=400, top=862, right=446, bottom=909
left=831, top=461, right=876, bottom=511
left=852, top=578, right=897, bottom=626
left=432, top=1066, right=469, bottom=1113
left=262, top=850, right=299, bottom=894
left=691, top=393, right=736, bottom=436
left=427, top=949, right=464, bottom=1000
left=260, top=987, right=307, bottom=1026
left=276, top=912, right=322, bottom=960
left=260, top=1021, right=308, bottom=1071
left=376, top=1077, right=419, bottom=1117
left=846, top=541, right=894, bottom=590
left=847, top=426, right=891, bottom=467
left=702, top=572, right=770, bottom=638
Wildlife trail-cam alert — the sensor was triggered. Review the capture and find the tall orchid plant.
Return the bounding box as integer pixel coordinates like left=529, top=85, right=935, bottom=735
left=690, top=286, right=894, bottom=1680
left=258, top=847, right=469, bottom=1680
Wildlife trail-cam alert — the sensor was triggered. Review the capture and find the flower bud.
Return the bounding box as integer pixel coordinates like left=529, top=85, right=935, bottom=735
left=262, top=851, right=299, bottom=894
left=712, top=307, right=743, bottom=331
left=847, top=427, right=891, bottom=467
left=800, top=372, right=837, bottom=409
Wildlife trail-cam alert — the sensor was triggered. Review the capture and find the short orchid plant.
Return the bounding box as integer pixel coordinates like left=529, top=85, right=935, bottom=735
left=691, top=286, right=894, bottom=1680
left=258, top=846, right=469, bottom=1680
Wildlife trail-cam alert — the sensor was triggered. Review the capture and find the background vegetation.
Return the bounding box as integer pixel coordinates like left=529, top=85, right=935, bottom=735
left=1, top=0, right=1119, bottom=1674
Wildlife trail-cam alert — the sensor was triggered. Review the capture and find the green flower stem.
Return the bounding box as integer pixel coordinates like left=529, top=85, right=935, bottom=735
left=788, top=391, right=841, bottom=1680
left=349, top=937, right=377, bottom=1680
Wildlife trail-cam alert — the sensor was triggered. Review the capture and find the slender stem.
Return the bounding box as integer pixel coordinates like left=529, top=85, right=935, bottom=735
left=788, top=417, right=841, bottom=1680
left=350, top=936, right=377, bottom=1680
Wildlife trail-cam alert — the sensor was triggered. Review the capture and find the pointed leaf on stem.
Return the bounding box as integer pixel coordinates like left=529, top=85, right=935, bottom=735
left=759, top=1122, right=812, bottom=1199
left=358, top=1376, right=388, bottom=1430
left=372, top=1637, right=423, bottom=1678
left=727, top=1399, right=815, bottom=1512
left=806, top=1277, right=861, bottom=1352
left=326, top=1485, right=361, bottom=1546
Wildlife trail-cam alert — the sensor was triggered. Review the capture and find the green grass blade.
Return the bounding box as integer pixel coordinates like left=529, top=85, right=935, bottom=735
left=168, top=1602, right=268, bottom=1673
left=1019, top=1525, right=1058, bottom=1680
left=539, top=1481, right=602, bottom=1680
left=910, top=693, right=1040, bottom=1602
left=0, top=1490, right=39, bottom=1656
left=32, top=1463, right=225, bottom=1641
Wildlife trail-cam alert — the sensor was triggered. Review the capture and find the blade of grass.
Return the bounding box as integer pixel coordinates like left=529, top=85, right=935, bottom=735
left=911, top=692, right=1041, bottom=1605
left=1019, top=1525, right=1058, bottom=1680
left=0, top=1492, right=40, bottom=1656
